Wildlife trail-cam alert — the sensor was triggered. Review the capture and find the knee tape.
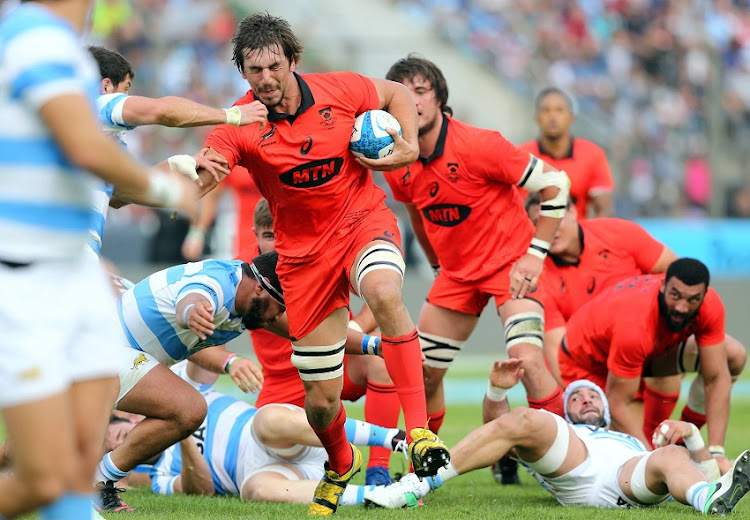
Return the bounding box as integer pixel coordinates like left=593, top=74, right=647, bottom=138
left=354, top=242, right=405, bottom=296
left=504, top=311, right=544, bottom=349
left=291, top=340, right=345, bottom=382
left=419, top=332, right=466, bottom=369
left=630, top=453, right=670, bottom=504
left=523, top=412, right=569, bottom=475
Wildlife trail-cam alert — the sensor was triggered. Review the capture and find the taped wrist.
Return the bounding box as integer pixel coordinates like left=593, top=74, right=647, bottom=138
left=224, top=106, right=242, bottom=126
left=683, top=423, right=705, bottom=452
left=361, top=334, right=380, bottom=356
left=527, top=237, right=550, bottom=260
left=147, top=170, right=183, bottom=208
left=167, top=154, right=198, bottom=181
left=516, top=156, right=570, bottom=218
left=485, top=382, right=508, bottom=402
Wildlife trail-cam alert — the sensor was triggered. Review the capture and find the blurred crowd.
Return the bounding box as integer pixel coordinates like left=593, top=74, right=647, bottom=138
left=397, top=0, right=750, bottom=217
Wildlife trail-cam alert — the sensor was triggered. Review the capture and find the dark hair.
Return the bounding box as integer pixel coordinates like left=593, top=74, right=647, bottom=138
left=534, top=86, right=576, bottom=115
left=665, top=258, right=710, bottom=288
left=108, top=415, right=132, bottom=426
left=253, top=198, right=273, bottom=230
left=386, top=53, right=453, bottom=116
left=244, top=251, right=284, bottom=305
left=87, top=46, right=135, bottom=86
left=231, top=12, right=303, bottom=72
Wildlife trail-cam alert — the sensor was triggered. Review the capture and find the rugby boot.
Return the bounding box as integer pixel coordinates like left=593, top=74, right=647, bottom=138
left=704, top=449, right=750, bottom=514
left=308, top=444, right=363, bottom=516
left=95, top=480, right=136, bottom=512
left=408, top=427, right=450, bottom=478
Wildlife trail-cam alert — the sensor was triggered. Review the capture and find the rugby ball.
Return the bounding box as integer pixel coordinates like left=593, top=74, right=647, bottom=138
left=350, top=109, right=402, bottom=160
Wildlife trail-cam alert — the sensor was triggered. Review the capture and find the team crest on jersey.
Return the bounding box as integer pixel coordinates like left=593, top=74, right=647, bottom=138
left=279, top=158, right=344, bottom=188
left=446, top=162, right=460, bottom=182
left=421, top=203, right=471, bottom=227
left=318, top=107, right=336, bottom=128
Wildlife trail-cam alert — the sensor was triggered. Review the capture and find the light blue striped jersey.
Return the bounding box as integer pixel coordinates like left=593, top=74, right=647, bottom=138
left=88, top=93, right=133, bottom=255
left=117, top=259, right=247, bottom=365
left=151, top=390, right=258, bottom=496
left=571, top=424, right=647, bottom=452
left=0, top=3, right=100, bottom=261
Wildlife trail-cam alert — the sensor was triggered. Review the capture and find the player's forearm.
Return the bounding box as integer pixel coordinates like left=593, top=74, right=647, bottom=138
left=591, top=191, right=613, bottom=218
left=703, top=373, right=730, bottom=447
left=188, top=346, right=230, bottom=374
left=406, top=205, right=439, bottom=265
left=179, top=438, right=215, bottom=496
left=382, top=82, right=419, bottom=147
left=142, top=96, right=227, bottom=128
left=609, top=398, right=650, bottom=447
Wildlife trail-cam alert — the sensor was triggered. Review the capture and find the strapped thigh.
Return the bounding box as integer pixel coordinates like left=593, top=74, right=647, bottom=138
left=353, top=242, right=405, bottom=297
left=419, top=331, right=467, bottom=369
left=504, top=311, right=544, bottom=349
left=291, top=340, right=346, bottom=382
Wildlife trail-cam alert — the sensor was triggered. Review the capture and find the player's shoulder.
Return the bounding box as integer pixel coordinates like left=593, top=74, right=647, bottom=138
left=96, top=92, right=127, bottom=109
left=573, top=137, right=606, bottom=155
left=0, top=4, right=71, bottom=40
left=232, top=90, right=255, bottom=106
left=702, top=286, right=725, bottom=309
left=303, top=71, right=370, bottom=94
left=518, top=139, right=539, bottom=153
left=582, top=217, right=644, bottom=237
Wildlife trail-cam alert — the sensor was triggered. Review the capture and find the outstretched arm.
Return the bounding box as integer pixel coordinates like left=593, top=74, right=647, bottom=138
left=606, top=374, right=650, bottom=447
left=121, top=96, right=268, bottom=129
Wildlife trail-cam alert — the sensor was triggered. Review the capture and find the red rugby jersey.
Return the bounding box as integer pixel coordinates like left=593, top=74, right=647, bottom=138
left=539, top=218, right=665, bottom=331
left=385, top=115, right=534, bottom=283
left=564, top=274, right=725, bottom=380
left=205, top=72, right=382, bottom=259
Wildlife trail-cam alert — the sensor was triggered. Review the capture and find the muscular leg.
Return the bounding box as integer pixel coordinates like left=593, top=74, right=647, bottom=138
left=242, top=466, right=316, bottom=504
left=618, top=445, right=704, bottom=505
left=253, top=404, right=322, bottom=455
left=497, top=299, right=562, bottom=418
left=108, top=365, right=207, bottom=473
left=355, top=241, right=427, bottom=435
left=418, top=303, right=477, bottom=429
left=0, top=393, right=76, bottom=518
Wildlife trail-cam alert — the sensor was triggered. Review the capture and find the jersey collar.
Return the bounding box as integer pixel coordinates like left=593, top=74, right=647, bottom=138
left=549, top=224, right=584, bottom=266
left=264, top=72, right=315, bottom=124
left=537, top=137, right=575, bottom=159
left=419, top=114, right=450, bottom=165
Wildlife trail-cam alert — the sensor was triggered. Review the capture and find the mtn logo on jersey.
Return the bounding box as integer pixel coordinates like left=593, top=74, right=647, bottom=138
left=422, top=203, right=472, bottom=227
left=279, top=158, right=344, bottom=188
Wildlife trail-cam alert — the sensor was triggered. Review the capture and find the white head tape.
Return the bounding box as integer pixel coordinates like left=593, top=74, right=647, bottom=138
left=562, top=379, right=611, bottom=427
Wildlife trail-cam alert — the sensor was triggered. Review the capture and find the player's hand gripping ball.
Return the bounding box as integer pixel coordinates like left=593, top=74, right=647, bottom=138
left=349, top=109, right=402, bottom=160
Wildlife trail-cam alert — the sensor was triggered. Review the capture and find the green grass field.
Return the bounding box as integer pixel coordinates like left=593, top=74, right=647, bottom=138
left=3, top=362, right=750, bottom=519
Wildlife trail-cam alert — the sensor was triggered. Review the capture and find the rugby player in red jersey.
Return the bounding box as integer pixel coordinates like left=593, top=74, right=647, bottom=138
left=560, top=259, right=731, bottom=452
left=192, top=14, right=444, bottom=515
left=383, top=55, right=569, bottom=428
left=519, top=87, right=614, bottom=218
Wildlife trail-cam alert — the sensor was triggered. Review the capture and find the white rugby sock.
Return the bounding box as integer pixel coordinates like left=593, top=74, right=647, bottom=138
left=94, top=452, right=128, bottom=484
left=687, top=481, right=711, bottom=511
left=341, top=484, right=376, bottom=505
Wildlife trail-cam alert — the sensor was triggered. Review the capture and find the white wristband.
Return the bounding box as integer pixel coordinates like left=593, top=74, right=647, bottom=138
left=527, top=237, right=550, bottom=260
left=181, top=304, right=195, bottom=325
left=224, top=106, right=242, bottom=126
left=684, top=423, right=705, bottom=452
left=486, top=382, right=508, bottom=402
left=347, top=320, right=363, bottom=333
left=708, top=445, right=725, bottom=456
left=186, top=226, right=205, bottom=241
left=167, top=154, right=198, bottom=181
left=147, top=170, right=183, bottom=208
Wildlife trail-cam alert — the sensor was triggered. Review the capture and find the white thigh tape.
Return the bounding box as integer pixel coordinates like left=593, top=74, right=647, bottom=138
left=523, top=412, right=569, bottom=475
left=504, top=311, right=544, bottom=349
left=291, top=340, right=345, bottom=382
left=354, top=243, right=405, bottom=296
left=630, top=453, right=670, bottom=504
left=419, top=331, right=466, bottom=369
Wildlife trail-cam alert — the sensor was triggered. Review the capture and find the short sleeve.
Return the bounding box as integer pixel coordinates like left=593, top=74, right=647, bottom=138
left=96, top=93, right=135, bottom=130
left=5, top=22, right=94, bottom=109
left=475, top=130, right=536, bottom=186
left=383, top=168, right=412, bottom=203
left=695, top=289, right=726, bottom=347
left=332, top=72, right=379, bottom=115
left=610, top=220, right=665, bottom=272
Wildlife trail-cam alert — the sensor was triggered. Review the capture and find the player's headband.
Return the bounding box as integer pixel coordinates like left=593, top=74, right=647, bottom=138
left=249, top=251, right=284, bottom=306
left=562, top=379, right=611, bottom=427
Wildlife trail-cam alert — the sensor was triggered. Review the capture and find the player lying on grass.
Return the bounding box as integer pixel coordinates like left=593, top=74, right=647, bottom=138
left=97, top=251, right=386, bottom=511
left=103, top=381, right=407, bottom=506
left=365, top=360, right=750, bottom=514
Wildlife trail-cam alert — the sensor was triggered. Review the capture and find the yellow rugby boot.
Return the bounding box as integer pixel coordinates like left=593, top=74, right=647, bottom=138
left=308, top=444, right=363, bottom=516
left=408, top=427, right=450, bottom=478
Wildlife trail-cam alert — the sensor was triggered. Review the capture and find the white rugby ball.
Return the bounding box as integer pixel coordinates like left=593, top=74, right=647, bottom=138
left=350, top=109, right=402, bottom=160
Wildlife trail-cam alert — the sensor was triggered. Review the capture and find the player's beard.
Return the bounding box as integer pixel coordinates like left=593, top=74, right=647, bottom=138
left=658, top=291, right=699, bottom=332
left=418, top=112, right=440, bottom=137
left=242, top=297, right=271, bottom=330
left=569, top=410, right=607, bottom=427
